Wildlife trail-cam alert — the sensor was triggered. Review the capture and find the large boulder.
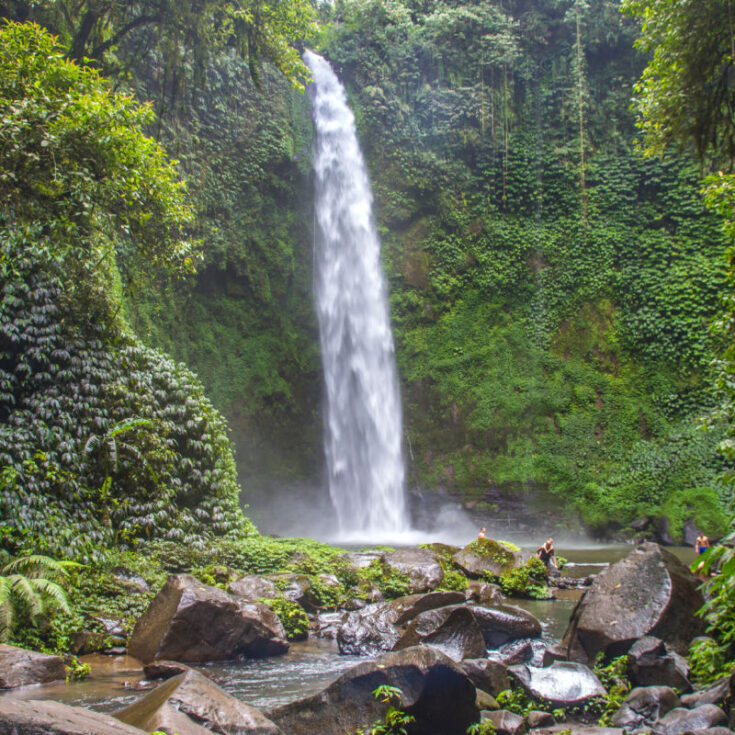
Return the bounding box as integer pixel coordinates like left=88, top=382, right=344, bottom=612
left=508, top=662, right=605, bottom=706
left=553, top=543, right=704, bottom=664
left=267, top=646, right=478, bottom=735
left=491, top=639, right=547, bottom=667
left=681, top=677, right=730, bottom=709
left=393, top=605, right=487, bottom=662
left=0, top=698, right=148, bottom=735
left=0, top=644, right=66, bottom=688
left=337, top=591, right=466, bottom=656
left=453, top=539, right=522, bottom=579
left=465, top=581, right=505, bottom=606
left=627, top=637, right=691, bottom=692
left=337, top=602, right=402, bottom=656
left=653, top=705, right=728, bottom=735
left=460, top=658, right=510, bottom=697
left=128, top=574, right=289, bottom=663
left=381, top=548, right=444, bottom=593
left=470, top=604, right=542, bottom=648
left=116, top=668, right=281, bottom=735
left=611, top=686, right=681, bottom=731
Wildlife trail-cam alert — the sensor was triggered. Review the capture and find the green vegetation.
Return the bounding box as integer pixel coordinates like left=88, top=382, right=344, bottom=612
left=317, top=0, right=729, bottom=532
left=261, top=597, right=310, bottom=640
left=352, top=686, right=416, bottom=735
left=498, top=557, right=550, bottom=599
left=0, top=554, right=77, bottom=642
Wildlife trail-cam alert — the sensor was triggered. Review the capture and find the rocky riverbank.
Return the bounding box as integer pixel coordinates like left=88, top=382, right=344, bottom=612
left=0, top=540, right=731, bottom=735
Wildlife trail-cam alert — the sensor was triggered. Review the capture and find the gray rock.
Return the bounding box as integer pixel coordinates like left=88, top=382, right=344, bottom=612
left=529, top=728, right=624, bottom=735
left=508, top=662, right=605, bottom=706
left=466, top=581, right=506, bottom=606
left=453, top=539, right=522, bottom=579
left=229, top=575, right=279, bottom=601
left=267, top=646, right=478, bottom=735
left=460, top=658, right=510, bottom=696
left=0, top=698, right=148, bottom=735
left=611, top=686, right=681, bottom=731
left=682, top=729, right=734, bottom=735
left=336, top=591, right=466, bottom=656
left=681, top=678, right=731, bottom=709
left=484, top=709, right=526, bottom=735
left=0, top=644, right=66, bottom=688
left=682, top=519, right=701, bottom=548
left=111, top=567, right=149, bottom=594
left=314, top=611, right=347, bottom=640
left=382, top=548, right=444, bottom=593
left=337, top=602, right=401, bottom=656
left=470, top=604, right=542, bottom=648
left=527, top=711, right=556, bottom=729
left=653, top=705, right=728, bottom=735
left=628, top=637, right=691, bottom=692
left=554, top=543, right=705, bottom=664
left=128, top=574, right=289, bottom=663
left=394, top=605, right=487, bottom=662
left=266, top=574, right=315, bottom=610
left=116, top=668, right=281, bottom=735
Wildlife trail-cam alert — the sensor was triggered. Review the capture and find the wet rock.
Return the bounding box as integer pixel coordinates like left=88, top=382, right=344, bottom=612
left=267, top=574, right=315, bottom=611
left=337, top=602, right=401, bottom=656
left=683, top=729, right=734, bottom=735
left=653, top=517, right=675, bottom=546
left=143, top=660, right=191, bottom=680
left=0, top=698, right=148, bottom=735
left=111, top=567, right=149, bottom=594
left=394, top=605, right=487, bottom=662
left=388, top=591, right=466, bottom=625
left=382, top=548, right=444, bottom=593
left=460, top=658, right=510, bottom=696
left=338, top=551, right=384, bottom=570
left=268, top=646, right=478, bottom=735
left=627, top=637, right=691, bottom=692
left=681, top=677, right=730, bottom=709
left=453, top=539, right=522, bottom=579
left=653, top=705, right=728, bottom=735
left=484, top=709, right=526, bottom=735
left=527, top=711, right=556, bottom=729
left=314, top=611, right=347, bottom=640
left=554, top=543, right=705, bottom=664
left=470, top=604, right=543, bottom=648
left=229, top=575, right=279, bottom=601
left=466, top=581, right=505, bottom=606
left=116, top=668, right=281, bottom=735
left=490, top=639, right=535, bottom=666
left=97, top=617, right=126, bottom=636
left=477, top=690, right=500, bottom=710
left=128, top=574, right=289, bottom=664
left=336, top=591, right=465, bottom=656
left=508, top=662, right=606, bottom=706
left=69, top=630, right=108, bottom=655
left=683, top=519, right=701, bottom=548
left=0, top=643, right=66, bottom=688
left=611, top=686, right=681, bottom=731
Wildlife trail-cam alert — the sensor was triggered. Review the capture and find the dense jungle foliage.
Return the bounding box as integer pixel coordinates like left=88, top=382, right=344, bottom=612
left=315, top=0, right=731, bottom=535
left=1, top=0, right=734, bottom=552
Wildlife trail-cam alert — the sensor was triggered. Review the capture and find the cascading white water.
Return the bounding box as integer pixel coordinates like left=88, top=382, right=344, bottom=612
left=305, top=50, right=410, bottom=541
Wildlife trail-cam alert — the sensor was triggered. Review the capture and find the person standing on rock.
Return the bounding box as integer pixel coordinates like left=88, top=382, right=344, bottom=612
left=478, top=527, right=486, bottom=540
left=537, top=537, right=555, bottom=569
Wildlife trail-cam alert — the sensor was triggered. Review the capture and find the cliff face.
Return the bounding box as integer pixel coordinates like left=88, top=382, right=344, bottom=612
left=138, top=1, right=727, bottom=533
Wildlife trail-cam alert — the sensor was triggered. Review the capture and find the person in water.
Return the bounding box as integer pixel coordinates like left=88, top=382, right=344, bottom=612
left=478, top=527, right=486, bottom=540
left=537, top=537, right=555, bottom=568
left=696, top=533, right=710, bottom=555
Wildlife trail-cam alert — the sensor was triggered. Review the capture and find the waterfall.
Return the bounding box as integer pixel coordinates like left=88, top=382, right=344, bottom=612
left=304, top=50, right=410, bottom=541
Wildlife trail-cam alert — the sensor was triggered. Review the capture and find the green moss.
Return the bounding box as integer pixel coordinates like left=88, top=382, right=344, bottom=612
left=498, top=558, right=550, bottom=599
left=660, top=487, right=729, bottom=542
left=260, top=597, right=309, bottom=640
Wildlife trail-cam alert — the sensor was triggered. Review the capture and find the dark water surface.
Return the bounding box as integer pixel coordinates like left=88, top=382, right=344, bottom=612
left=1, top=544, right=698, bottom=714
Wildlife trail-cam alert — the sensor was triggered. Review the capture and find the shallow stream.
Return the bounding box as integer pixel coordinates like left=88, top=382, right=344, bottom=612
left=2, top=544, right=698, bottom=714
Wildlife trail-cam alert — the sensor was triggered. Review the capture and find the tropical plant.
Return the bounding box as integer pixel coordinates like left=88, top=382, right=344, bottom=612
left=352, top=685, right=416, bottom=735
left=0, top=555, right=79, bottom=641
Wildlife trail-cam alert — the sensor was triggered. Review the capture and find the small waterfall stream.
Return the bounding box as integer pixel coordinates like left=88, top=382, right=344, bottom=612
left=304, top=51, right=410, bottom=541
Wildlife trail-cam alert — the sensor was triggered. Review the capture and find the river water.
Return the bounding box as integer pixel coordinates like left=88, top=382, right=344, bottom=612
left=2, top=544, right=698, bottom=714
